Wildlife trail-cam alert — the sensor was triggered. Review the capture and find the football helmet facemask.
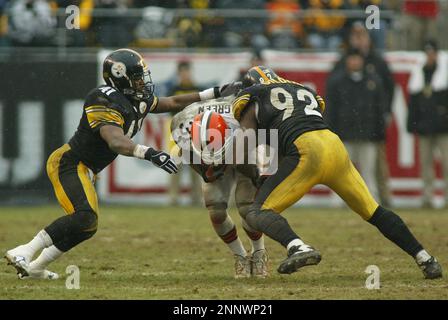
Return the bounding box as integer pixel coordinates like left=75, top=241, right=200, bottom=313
left=191, top=111, right=235, bottom=165
left=103, top=48, right=155, bottom=100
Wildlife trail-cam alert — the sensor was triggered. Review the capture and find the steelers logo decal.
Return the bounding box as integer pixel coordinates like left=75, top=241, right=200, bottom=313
left=111, top=62, right=127, bottom=78
left=139, top=101, right=147, bottom=114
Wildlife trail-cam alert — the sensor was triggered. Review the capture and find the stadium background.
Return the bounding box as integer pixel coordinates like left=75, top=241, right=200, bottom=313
left=1, top=1, right=448, bottom=301
left=0, top=1, right=447, bottom=208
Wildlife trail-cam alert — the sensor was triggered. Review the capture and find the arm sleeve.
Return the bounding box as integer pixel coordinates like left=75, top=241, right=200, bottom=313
left=232, top=89, right=253, bottom=121
left=149, top=95, right=159, bottom=112
left=85, top=104, right=125, bottom=132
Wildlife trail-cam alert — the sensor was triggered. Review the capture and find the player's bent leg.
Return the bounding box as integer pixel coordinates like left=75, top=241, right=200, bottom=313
left=203, top=174, right=250, bottom=278
left=206, top=203, right=250, bottom=278
left=4, top=230, right=53, bottom=278
left=368, top=206, right=442, bottom=279
left=13, top=209, right=98, bottom=280
left=44, top=210, right=98, bottom=252
left=238, top=210, right=268, bottom=278
left=8, top=146, right=99, bottom=279
left=237, top=199, right=268, bottom=277
left=326, top=138, right=442, bottom=279
left=234, top=173, right=268, bottom=277
left=246, top=145, right=322, bottom=275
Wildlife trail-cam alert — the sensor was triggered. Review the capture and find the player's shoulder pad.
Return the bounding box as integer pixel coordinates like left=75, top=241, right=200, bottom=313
left=232, top=85, right=260, bottom=120
left=86, top=85, right=132, bottom=116
left=147, top=95, right=159, bottom=112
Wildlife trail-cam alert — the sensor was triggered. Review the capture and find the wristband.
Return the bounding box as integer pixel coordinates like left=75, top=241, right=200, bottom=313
left=133, top=144, right=149, bottom=159
left=199, top=87, right=219, bottom=101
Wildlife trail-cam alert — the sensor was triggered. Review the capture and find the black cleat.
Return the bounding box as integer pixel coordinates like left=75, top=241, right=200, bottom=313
left=277, top=245, right=321, bottom=275
left=418, top=257, right=443, bottom=279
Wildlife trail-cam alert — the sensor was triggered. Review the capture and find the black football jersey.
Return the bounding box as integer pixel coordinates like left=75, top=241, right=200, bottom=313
left=68, top=85, right=158, bottom=173
left=232, top=81, right=328, bottom=155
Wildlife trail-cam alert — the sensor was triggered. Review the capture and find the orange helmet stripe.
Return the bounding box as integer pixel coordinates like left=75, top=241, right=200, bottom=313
left=254, top=66, right=269, bottom=82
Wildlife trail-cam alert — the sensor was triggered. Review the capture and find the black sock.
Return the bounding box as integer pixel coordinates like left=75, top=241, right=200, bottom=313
left=246, top=208, right=300, bottom=248
left=368, top=206, right=423, bottom=257
left=45, top=210, right=98, bottom=252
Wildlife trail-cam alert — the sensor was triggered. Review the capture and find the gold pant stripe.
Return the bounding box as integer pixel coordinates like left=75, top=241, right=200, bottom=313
left=77, top=162, right=99, bottom=215
left=46, top=144, right=75, bottom=214
left=261, top=129, right=379, bottom=220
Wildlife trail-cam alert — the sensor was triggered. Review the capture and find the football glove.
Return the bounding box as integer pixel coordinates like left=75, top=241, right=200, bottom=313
left=216, top=81, right=243, bottom=97
left=144, top=148, right=178, bottom=174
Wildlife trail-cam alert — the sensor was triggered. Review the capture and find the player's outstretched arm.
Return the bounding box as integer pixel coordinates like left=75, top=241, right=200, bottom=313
left=100, top=125, right=178, bottom=174
left=153, top=82, right=242, bottom=113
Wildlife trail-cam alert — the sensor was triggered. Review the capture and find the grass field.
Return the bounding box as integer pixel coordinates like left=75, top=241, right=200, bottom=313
left=0, top=205, right=447, bottom=300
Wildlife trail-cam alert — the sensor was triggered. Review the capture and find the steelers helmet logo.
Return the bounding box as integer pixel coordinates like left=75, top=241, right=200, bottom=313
left=111, top=62, right=127, bottom=78
left=139, top=101, right=147, bottom=114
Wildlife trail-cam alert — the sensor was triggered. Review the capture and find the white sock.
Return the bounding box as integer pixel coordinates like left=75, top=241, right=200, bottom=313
left=19, top=230, right=53, bottom=259
left=227, top=239, right=247, bottom=257
left=251, top=237, right=265, bottom=253
left=29, top=245, right=63, bottom=271
left=286, top=239, right=305, bottom=252
left=415, top=249, right=432, bottom=264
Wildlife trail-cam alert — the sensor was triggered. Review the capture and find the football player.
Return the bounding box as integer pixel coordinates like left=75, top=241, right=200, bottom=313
left=170, top=97, right=268, bottom=278
left=4, top=48, right=240, bottom=279
left=222, top=66, right=441, bottom=279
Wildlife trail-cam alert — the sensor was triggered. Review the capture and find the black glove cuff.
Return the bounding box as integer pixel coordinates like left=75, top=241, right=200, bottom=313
left=144, top=147, right=158, bottom=160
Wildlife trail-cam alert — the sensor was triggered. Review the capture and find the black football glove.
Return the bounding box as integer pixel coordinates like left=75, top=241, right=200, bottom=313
left=144, top=148, right=178, bottom=174
left=215, top=81, right=242, bottom=98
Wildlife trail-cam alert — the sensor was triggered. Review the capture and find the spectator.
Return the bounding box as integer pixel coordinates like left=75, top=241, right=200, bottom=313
left=407, top=40, right=448, bottom=208
left=7, top=0, right=57, bottom=46
left=0, top=0, right=8, bottom=46
left=215, top=0, right=268, bottom=49
left=57, top=0, right=94, bottom=46
left=402, top=0, right=439, bottom=50
left=330, top=22, right=395, bottom=205
left=168, top=61, right=202, bottom=206
left=92, top=0, right=135, bottom=47
left=134, top=6, right=176, bottom=48
left=266, top=0, right=304, bottom=49
left=345, top=0, right=390, bottom=50
left=326, top=48, right=387, bottom=201
left=304, top=0, right=346, bottom=50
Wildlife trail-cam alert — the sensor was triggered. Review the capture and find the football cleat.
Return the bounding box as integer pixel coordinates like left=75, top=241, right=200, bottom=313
left=18, top=268, right=59, bottom=280
left=4, top=247, right=32, bottom=277
left=234, top=254, right=251, bottom=279
left=251, top=249, right=269, bottom=278
left=418, top=256, right=443, bottom=279
left=277, top=245, right=321, bottom=275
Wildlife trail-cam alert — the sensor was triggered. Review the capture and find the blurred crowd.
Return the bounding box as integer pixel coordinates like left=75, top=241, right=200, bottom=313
left=0, top=0, right=444, bottom=50
left=323, top=24, right=448, bottom=208
left=160, top=22, right=448, bottom=208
